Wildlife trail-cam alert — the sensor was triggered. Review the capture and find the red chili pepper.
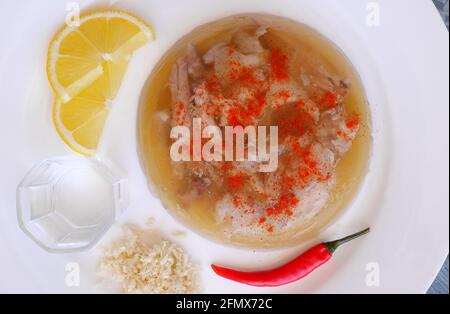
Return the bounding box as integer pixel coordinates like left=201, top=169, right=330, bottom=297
left=211, top=227, right=370, bottom=287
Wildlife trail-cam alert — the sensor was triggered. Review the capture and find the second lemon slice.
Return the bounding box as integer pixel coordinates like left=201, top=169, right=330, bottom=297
left=53, top=56, right=130, bottom=155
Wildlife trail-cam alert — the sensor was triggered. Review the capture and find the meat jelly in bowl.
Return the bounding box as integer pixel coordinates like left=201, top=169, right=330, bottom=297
left=137, top=14, right=372, bottom=248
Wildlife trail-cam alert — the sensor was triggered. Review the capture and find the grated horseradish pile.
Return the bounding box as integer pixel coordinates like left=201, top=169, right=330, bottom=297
left=97, top=225, right=200, bottom=294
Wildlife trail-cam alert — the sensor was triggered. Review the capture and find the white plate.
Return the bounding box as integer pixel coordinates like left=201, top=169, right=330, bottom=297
left=0, top=0, right=448, bottom=293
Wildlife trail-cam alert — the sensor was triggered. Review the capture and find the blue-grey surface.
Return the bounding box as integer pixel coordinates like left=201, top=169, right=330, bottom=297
left=428, top=257, right=449, bottom=294
left=428, top=0, right=449, bottom=295
left=433, top=0, right=449, bottom=28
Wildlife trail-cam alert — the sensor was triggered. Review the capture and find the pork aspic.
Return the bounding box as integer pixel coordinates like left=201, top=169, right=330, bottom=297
left=167, top=24, right=360, bottom=236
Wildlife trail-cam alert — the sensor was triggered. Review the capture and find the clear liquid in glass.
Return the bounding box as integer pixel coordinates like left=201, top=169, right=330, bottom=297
left=17, top=156, right=128, bottom=253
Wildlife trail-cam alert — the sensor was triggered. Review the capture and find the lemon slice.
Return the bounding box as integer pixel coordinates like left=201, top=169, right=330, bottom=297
left=53, top=56, right=130, bottom=155
left=47, top=10, right=154, bottom=102
left=47, top=10, right=154, bottom=155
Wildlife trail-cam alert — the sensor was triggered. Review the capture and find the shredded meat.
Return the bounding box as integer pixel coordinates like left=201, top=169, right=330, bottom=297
left=186, top=44, right=205, bottom=80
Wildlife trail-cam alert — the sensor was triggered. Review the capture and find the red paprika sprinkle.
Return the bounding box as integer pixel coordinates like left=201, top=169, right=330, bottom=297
left=319, top=91, right=337, bottom=108
left=346, top=117, right=359, bottom=130
left=270, top=48, right=289, bottom=81
left=226, top=173, right=246, bottom=190
left=232, top=196, right=242, bottom=208
left=204, top=75, right=220, bottom=92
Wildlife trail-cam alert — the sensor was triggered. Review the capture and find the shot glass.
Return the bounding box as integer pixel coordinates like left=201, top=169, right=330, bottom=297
left=17, top=156, right=128, bottom=253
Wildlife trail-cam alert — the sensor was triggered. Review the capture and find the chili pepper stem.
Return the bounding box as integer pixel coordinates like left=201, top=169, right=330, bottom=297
left=323, top=227, right=370, bottom=254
